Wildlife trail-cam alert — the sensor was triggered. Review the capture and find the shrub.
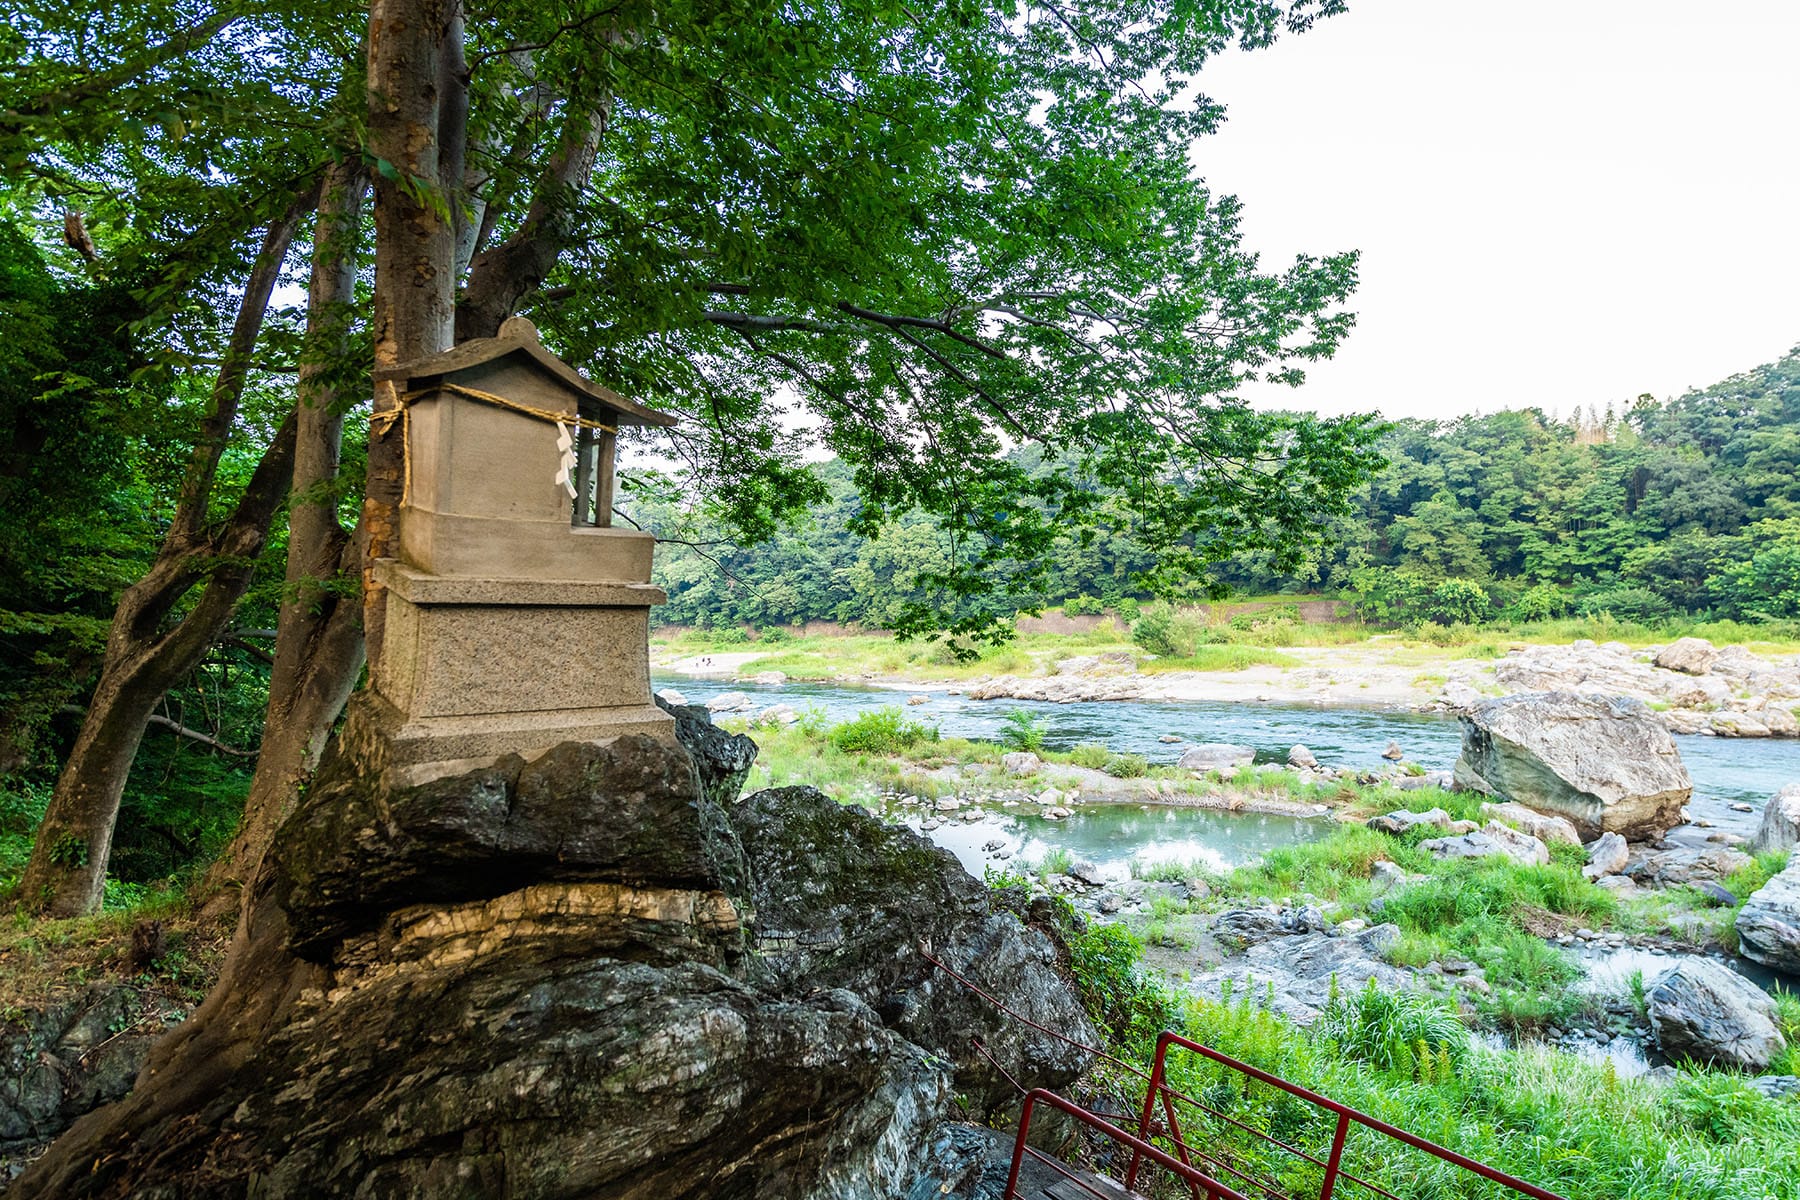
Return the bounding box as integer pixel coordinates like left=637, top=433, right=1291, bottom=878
left=1062, top=594, right=1105, bottom=617
left=1067, top=922, right=1180, bottom=1043
left=828, top=708, right=937, bottom=754
left=756, top=625, right=793, bottom=644
left=1113, top=596, right=1142, bottom=623
left=1512, top=581, right=1574, bottom=622
left=1424, top=578, right=1491, bottom=626
left=999, top=708, right=1048, bottom=752
left=1067, top=742, right=1112, bottom=769
left=1577, top=585, right=1674, bottom=623
left=1102, top=752, right=1148, bottom=778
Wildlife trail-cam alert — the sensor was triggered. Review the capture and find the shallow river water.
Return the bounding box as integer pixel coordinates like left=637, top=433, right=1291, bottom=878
left=659, top=671, right=1800, bottom=875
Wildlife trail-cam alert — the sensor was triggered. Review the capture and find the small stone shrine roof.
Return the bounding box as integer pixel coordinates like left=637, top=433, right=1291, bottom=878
left=375, top=317, right=677, bottom=428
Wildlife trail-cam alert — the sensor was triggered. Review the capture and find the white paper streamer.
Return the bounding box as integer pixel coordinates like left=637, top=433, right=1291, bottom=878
left=554, top=420, right=577, bottom=498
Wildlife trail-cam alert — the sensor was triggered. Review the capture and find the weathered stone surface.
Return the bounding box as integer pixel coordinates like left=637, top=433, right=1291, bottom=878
left=1623, top=845, right=1753, bottom=889
left=1645, top=959, right=1786, bottom=1071
left=1483, top=801, right=1581, bottom=846
left=731, top=785, right=1095, bottom=1111
left=13, top=730, right=1094, bottom=1199
left=1738, top=859, right=1800, bottom=975
left=1754, top=783, right=1800, bottom=854
left=705, top=690, right=753, bottom=712
left=1177, top=743, right=1255, bottom=771
left=1655, top=637, right=1720, bottom=676
left=1453, top=692, right=1691, bottom=838
left=0, top=986, right=173, bottom=1165
left=276, top=731, right=747, bottom=955
left=1001, top=751, right=1042, bottom=777
left=657, top=695, right=758, bottom=810
left=1418, top=823, right=1549, bottom=867
left=1366, top=808, right=1453, bottom=836
left=1288, top=744, right=1318, bottom=769
left=1582, top=831, right=1629, bottom=879
left=1188, top=925, right=1409, bottom=1025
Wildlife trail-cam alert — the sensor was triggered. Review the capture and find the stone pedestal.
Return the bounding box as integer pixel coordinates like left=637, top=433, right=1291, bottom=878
left=371, top=559, right=674, bottom=777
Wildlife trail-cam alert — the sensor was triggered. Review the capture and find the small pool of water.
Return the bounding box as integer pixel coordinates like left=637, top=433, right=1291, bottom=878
left=884, top=802, right=1333, bottom=882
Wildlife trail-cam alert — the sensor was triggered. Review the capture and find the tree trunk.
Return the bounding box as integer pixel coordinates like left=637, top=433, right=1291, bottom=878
left=13, top=200, right=310, bottom=916
left=205, top=163, right=369, bottom=899
left=362, top=0, right=458, bottom=676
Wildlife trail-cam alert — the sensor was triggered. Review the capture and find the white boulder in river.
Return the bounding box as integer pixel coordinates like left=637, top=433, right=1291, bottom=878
left=1452, top=691, right=1691, bottom=839
left=1754, top=783, right=1800, bottom=854
left=1178, top=743, right=1255, bottom=770
left=1737, top=858, right=1800, bottom=975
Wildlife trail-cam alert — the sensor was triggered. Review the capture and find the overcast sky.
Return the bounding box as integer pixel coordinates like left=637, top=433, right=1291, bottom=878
left=1193, top=0, right=1800, bottom=421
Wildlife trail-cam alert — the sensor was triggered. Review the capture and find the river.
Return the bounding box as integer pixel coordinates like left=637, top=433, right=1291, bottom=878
left=658, top=672, right=1800, bottom=866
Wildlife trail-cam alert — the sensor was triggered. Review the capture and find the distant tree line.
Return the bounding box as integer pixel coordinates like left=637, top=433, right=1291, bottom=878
left=637, top=345, right=1800, bottom=630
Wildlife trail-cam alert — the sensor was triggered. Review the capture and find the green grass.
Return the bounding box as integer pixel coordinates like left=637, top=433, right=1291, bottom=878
left=1040, top=890, right=1800, bottom=1200
left=1137, top=644, right=1301, bottom=672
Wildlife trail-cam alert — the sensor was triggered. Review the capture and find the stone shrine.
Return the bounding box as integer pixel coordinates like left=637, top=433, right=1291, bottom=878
left=366, top=316, right=677, bottom=776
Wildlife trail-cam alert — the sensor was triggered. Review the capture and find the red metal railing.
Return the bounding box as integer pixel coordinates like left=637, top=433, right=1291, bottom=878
left=1121, top=1032, right=1568, bottom=1200
left=1005, top=1087, right=1253, bottom=1200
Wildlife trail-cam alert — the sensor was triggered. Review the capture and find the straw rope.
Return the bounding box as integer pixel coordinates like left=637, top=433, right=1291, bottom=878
left=370, top=380, right=618, bottom=507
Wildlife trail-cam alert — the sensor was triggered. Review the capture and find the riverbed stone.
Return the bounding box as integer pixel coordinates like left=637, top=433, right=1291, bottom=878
left=1369, top=860, right=1406, bottom=894
left=1178, top=743, right=1255, bottom=771
left=1754, top=783, right=1800, bottom=854
left=1366, top=808, right=1453, bottom=836
left=1288, top=744, right=1318, bottom=769
left=1623, top=845, right=1753, bottom=889
left=705, top=689, right=753, bottom=713
left=1483, top=801, right=1581, bottom=846
left=1583, top=831, right=1629, bottom=879
left=1453, top=692, right=1692, bottom=839
left=1645, top=959, right=1786, bottom=1071
left=1001, top=752, right=1042, bottom=777
left=1187, top=924, right=1410, bottom=1025
left=1655, top=638, right=1720, bottom=676
left=1418, top=823, right=1549, bottom=867
left=1737, top=859, right=1800, bottom=975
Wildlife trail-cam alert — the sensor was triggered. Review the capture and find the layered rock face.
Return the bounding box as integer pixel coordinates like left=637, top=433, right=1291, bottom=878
left=1453, top=692, right=1692, bottom=839
left=10, top=699, right=1091, bottom=1199
left=1737, top=859, right=1800, bottom=976
left=1646, top=960, right=1787, bottom=1072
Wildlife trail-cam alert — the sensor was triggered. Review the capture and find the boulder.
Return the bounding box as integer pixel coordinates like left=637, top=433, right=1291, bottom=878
left=1366, top=808, right=1453, bottom=836
left=705, top=690, right=753, bottom=713
left=1624, top=845, right=1754, bottom=889
left=1645, top=959, right=1786, bottom=1071
left=1737, top=859, right=1800, bottom=975
left=1368, top=861, right=1406, bottom=894
left=1754, top=783, right=1800, bottom=854
left=1187, top=925, right=1410, bottom=1025
left=1419, top=822, right=1549, bottom=867
left=1482, top=801, right=1581, bottom=846
left=1711, top=713, right=1771, bottom=738
left=1178, top=743, right=1255, bottom=771
left=1766, top=706, right=1800, bottom=737
left=731, top=785, right=1096, bottom=1110
left=654, top=687, right=689, bottom=707
left=907, top=694, right=931, bottom=706
left=1655, top=637, right=1720, bottom=676
left=1453, top=692, right=1692, bottom=839
left=1288, top=744, right=1319, bottom=770
left=1000, top=752, right=1042, bottom=777
left=754, top=703, right=800, bottom=726
left=1582, top=831, right=1629, bottom=879
left=1382, top=741, right=1404, bottom=760
left=750, top=670, right=789, bottom=685
left=657, top=695, right=759, bottom=810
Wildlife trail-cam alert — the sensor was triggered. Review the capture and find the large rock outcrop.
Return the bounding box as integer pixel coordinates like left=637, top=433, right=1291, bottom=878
left=9, top=699, right=1090, bottom=1199
left=1453, top=692, right=1692, bottom=838
left=1738, top=858, right=1800, bottom=976
left=1645, top=959, right=1786, bottom=1072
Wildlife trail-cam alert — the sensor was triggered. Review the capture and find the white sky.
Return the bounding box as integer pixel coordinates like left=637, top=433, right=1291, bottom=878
left=1193, top=0, right=1800, bottom=420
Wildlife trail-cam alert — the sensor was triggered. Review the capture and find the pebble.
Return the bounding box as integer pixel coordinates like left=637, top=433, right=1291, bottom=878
left=1729, top=802, right=1755, bottom=813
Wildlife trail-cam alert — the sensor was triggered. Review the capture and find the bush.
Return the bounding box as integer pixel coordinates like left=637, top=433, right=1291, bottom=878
left=757, top=625, right=793, bottom=644
left=1424, top=578, right=1491, bottom=626
left=1130, top=602, right=1211, bottom=658
left=1067, top=742, right=1112, bottom=769
left=1102, top=752, right=1148, bottom=778
left=828, top=708, right=937, bottom=754
left=1067, top=922, right=1180, bottom=1043
left=1512, top=581, right=1574, bottom=622
left=1112, top=596, right=1142, bottom=623
left=1577, top=585, right=1674, bottom=623
left=1062, top=594, right=1104, bottom=617
left=999, top=708, right=1048, bottom=752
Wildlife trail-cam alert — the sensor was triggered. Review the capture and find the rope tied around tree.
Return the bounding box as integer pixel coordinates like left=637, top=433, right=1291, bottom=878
left=370, top=380, right=619, bottom=506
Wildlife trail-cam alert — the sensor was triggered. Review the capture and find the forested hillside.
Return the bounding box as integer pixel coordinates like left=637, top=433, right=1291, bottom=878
left=639, top=345, right=1800, bottom=630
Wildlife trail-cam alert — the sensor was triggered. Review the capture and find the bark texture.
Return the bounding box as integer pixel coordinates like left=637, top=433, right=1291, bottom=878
left=206, top=163, right=370, bottom=898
